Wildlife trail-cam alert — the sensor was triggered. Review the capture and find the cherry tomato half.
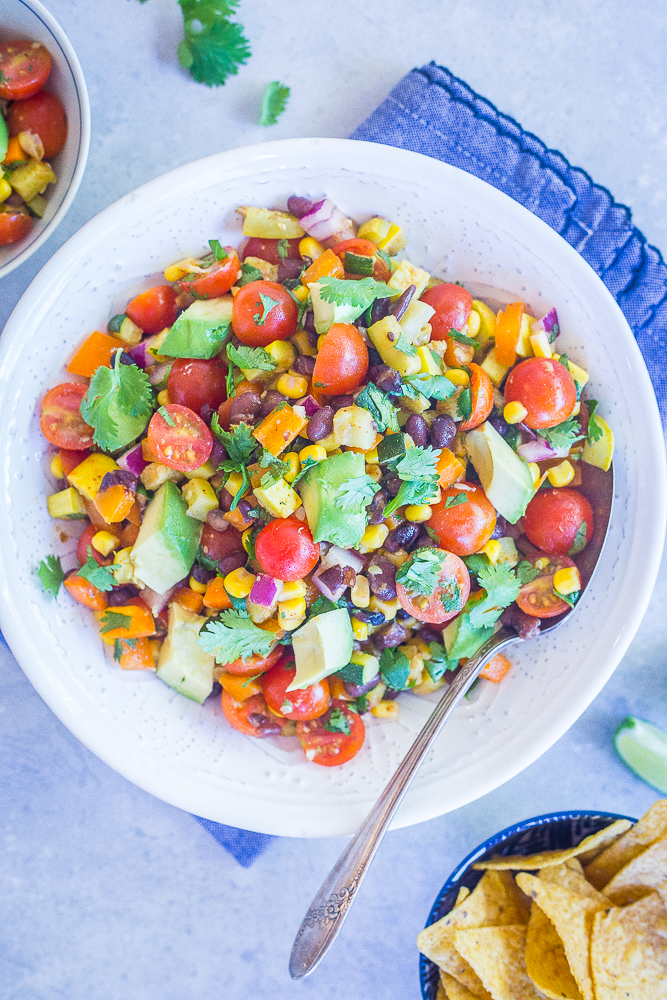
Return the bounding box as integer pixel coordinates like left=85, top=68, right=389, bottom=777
left=503, top=357, right=577, bottom=430
left=255, top=518, right=319, bottom=582
left=516, top=552, right=576, bottom=618
left=242, top=237, right=301, bottom=264
left=429, top=483, right=497, bottom=557
left=397, top=548, right=470, bottom=624
left=0, top=211, right=32, bottom=246
left=523, top=488, right=594, bottom=555
left=0, top=40, right=51, bottom=100
left=222, top=691, right=287, bottom=737
left=40, top=382, right=94, bottom=450
left=147, top=403, right=213, bottom=472
left=296, top=700, right=365, bottom=766
left=421, top=283, right=473, bottom=339
left=126, top=285, right=178, bottom=335
left=199, top=523, right=244, bottom=565
left=167, top=357, right=228, bottom=416
left=460, top=363, right=494, bottom=431
left=311, top=322, right=369, bottom=395
left=224, top=646, right=283, bottom=678
left=232, top=280, right=297, bottom=347
left=77, top=523, right=110, bottom=568
left=262, top=662, right=331, bottom=721
left=330, top=238, right=390, bottom=282
left=7, top=90, right=67, bottom=158
left=178, top=248, right=239, bottom=299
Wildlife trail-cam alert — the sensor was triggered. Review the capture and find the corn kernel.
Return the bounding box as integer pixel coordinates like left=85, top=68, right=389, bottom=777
left=530, top=331, right=552, bottom=358
left=282, top=452, right=300, bottom=483
left=279, top=580, right=307, bottom=601
left=291, top=284, right=310, bottom=303
left=291, top=329, right=317, bottom=357
left=571, top=401, right=581, bottom=417
left=189, top=576, right=207, bottom=594
left=225, top=470, right=248, bottom=498
left=241, top=527, right=254, bottom=554
left=279, top=596, right=307, bottom=617
left=553, top=566, right=581, bottom=595
left=365, top=464, right=382, bottom=483
left=299, top=444, right=327, bottom=464
left=445, top=369, right=469, bottom=387
left=350, top=574, right=370, bottom=608
left=383, top=549, right=410, bottom=568
left=480, top=539, right=501, bottom=564
left=371, top=700, right=400, bottom=719
left=365, top=447, right=379, bottom=465
left=157, top=389, right=170, bottom=406
left=276, top=372, right=309, bottom=399
left=467, top=310, right=481, bottom=337
left=0, top=177, right=12, bottom=203
left=405, top=504, right=432, bottom=523
left=351, top=617, right=369, bottom=641
left=317, top=334, right=327, bottom=351
left=368, top=595, right=400, bottom=620
left=503, top=401, right=528, bottom=424
left=224, top=567, right=256, bottom=599
left=299, top=236, right=325, bottom=261
left=163, top=257, right=201, bottom=281
left=50, top=454, right=64, bottom=479
left=534, top=557, right=550, bottom=571
left=91, top=530, right=120, bottom=556
left=359, top=523, right=388, bottom=552
left=528, top=462, right=541, bottom=488
left=265, top=340, right=296, bottom=370
left=547, top=460, right=575, bottom=487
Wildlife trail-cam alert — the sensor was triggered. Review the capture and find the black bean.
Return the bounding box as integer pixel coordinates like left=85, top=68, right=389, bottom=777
left=389, top=284, right=416, bottom=321
left=383, top=688, right=402, bottom=700
left=107, top=585, right=140, bottom=606
left=100, top=469, right=137, bottom=493
left=413, top=530, right=436, bottom=550
left=384, top=522, right=419, bottom=552
left=367, top=555, right=397, bottom=600
left=258, top=390, right=286, bottom=418
left=500, top=603, right=541, bottom=640
left=218, top=551, right=247, bottom=576
left=490, top=515, right=508, bottom=540
left=331, top=394, right=354, bottom=410
left=343, top=674, right=381, bottom=698
left=405, top=413, right=428, bottom=447
left=516, top=535, right=541, bottom=559
left=292, top=355, right=315, bottom=377
left=373, top=621, right=408, bottom=649
left=370, top=296, right=391, bottom=324
left=249, top=714, right=284, bottom=737
left=287, top=196, right=313, bottom=218
left=229, top=391, right=261, bottom=425
left=304, top=311, right=317, bottom=336
left=384, top=476, right=402, bottom=497
left=317, top=566, right=345, bottom=593
left=277, top=258, right=304, bottom=283
left=415, top=625, right=443, bottom=646
left=209, top=439, right=227, bottom=468
left=217, top=489, right=234, bottom=513
left=348, top=609, right=385, bottom=626
left=368, top=364, right=402, bottom=395
left=307, top=405, right=334, bottom=441
left=366, top=490, right=387, bottom=525
left=206, top=509, right=229, bottom=531
left=236, top=500, right=255, bottom=522
left=429, top=414, right=457, bottom=449
left=192, top=564, right=216, bottom=584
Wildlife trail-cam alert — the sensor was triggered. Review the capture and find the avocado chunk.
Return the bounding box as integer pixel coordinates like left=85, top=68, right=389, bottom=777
left=465, top=421, right=534, bottom=523
left=160, top=296, right=233, bottom=359
left=309, top=280, right=368, bottom=335
left=297, top=450, right=366, bottom=547
left=287, top=609, right=354, bottom=690
left=156, top=602, right=214, bottom=703
left=130, top=481, right=202, bottom=593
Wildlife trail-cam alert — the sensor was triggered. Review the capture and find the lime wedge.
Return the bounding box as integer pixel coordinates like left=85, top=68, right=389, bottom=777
left=614, top=716, right=667, bottom=793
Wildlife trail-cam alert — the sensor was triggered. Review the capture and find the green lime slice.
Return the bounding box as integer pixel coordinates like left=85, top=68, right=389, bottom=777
left=614, top=716, right=667, bottom=794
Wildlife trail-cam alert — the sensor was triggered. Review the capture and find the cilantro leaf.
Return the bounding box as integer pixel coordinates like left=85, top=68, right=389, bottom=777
left=227, top=343, right=276, bottom=372
left=113, top=637, right=138, bottom=663
left=516, top=560, right=540, bottom=585
left=288, top=286, right=309, bottom=326
left=379, top=648, right=410, bottom=690
left=355, top=383, right=400, bottom=433
left=440, top=576, right=462, bottom=612
left=402, top=372, right=457, bottom=402
left=334, top=474, right=380, bottom=515
left=538, top=417, right=584, bottom=451
left=208, top=238, right=228, bottom=260
left=395, top=548, right=441, bottom=598
left=395, top=333, right=418, bottom=357
left=322, top=707, right=351, bottom=735
left=568, top=522, right=589, bottom=555
left=197, top=609, right=276, bottom=664
left=177, top=0, right=251, bottom=87
left=276, top=239, right=290, bottom=260
left=467, top=561, right=524, bottom=628
left=309, top=594, right=347, bottom=617
left=77, top=547, right=117, bottom=592
left=258, top=449, right=289, bottom=477
left=395, top=446, right=440, bottom=481
left=237, top=261, right=263, bottom=286
left=445, top=493, right=468, bottom=509
left=259, top=81, right=290, bottom=126
left=80, top=350, right=154, bottom=452
left=157, top=405, right=176, bottom=427
left=37, top=554, right=65, bottom=598
left=424, top=525, right=440, bottom=543
left=457, top=386, right=472, bottom=422
left=554, top=588, right=580, bottom=609
left=584, top=399, right=604, bottom=444
left=447, top=615, right=495, bottom=663
left=384, top=476, right=438, bottom=517
left=448, top=327, right=478, bottom=347
left=99, top=611, right=133, bottom=635
left=291, top=455, right=318, bottom=485
left=211, top=416, right=256, bottom=464
left=253, top=292, right=280, bottom=326
left=425, top=641, right=453, bottom=682
left=317, top=275, right=394, bottom=311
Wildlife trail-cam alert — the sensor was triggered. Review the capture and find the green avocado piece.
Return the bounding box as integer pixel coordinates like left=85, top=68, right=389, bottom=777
left=156, top=602, right=214, bottom=703
left=130, top=481, right=202, bottom=593
left=465, top=420, right=535, bottom=524
left=287, top=609, right=354, bottom=690
left=160, top=296, right=233, bottom=359
left=297, top=450, right=366, bottom=547
left=310, top=280, right=368, bottom=335
left=0, top=115, right=8, bottom=164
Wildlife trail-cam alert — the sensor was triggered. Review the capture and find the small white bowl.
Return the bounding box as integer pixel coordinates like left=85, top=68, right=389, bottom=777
left=0, top=0, right=90, bottom=278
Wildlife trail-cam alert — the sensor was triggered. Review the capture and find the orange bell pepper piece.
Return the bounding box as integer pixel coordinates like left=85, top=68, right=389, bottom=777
left=3, top=135, right=23, bottom=165
left=172, top=585, right=204, bottom=615
left=203, top=576, right=232, bottom=611
left=480, top=653, right=512, bottom=683
left=64, top=574, right=108, bottom=611
left=115, top=636, right=156, bottom=671
left=436, top=448, right=465, bottom=489
left=99, top=603, right=156, bottom=644
left=223, top=506, right=256, bottom=531
left=67, top=331, right=126, bottom=379
left=94, top=484, right=136, bottom=523
left=219, top=672, right=263, bottom=701
left=252, top=405, right=308, bottom=457
left=301, top=248, right=345, bottom=287
left=494, top=302, right=524, bottom=367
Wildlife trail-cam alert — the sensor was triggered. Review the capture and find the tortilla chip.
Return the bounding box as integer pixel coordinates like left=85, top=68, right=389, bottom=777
left=602, top=835, right=667, bottom=905
left=472, top=820, right=631, bottom=871
left=436, top=981, right=448, bottom=1000
left=591, top=892, right=667, bottom=999
left=540, top=858, right=609, bottom=903
left=585, top=800, right=667, bottom=889
left=440, top=970, right=485, bottom=1000
left=454, top=925, right=541, bottom=1000
left=516, top=872, right=607, bottom=1000
left=455, top=886, right=471, bottom=906
left=524, top=901, right=581, bottom=1000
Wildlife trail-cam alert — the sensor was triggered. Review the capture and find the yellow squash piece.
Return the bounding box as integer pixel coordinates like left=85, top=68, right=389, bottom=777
left=582, top=414, right=614, bottom=471
left=67, top=454, right=119, bottom=501
left=239, top=206, right=304, bottom=239
left=47, top=487, right=87, bottom=520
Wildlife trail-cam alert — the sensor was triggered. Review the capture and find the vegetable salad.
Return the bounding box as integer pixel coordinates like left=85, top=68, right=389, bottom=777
left=38, top=196, right=614, bottom=767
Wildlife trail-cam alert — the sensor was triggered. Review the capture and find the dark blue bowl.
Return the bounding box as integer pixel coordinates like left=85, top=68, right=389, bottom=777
left=419, top=809, right=636, bottom=1000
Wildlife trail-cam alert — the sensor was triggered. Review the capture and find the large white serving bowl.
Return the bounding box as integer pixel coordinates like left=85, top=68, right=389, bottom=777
left=0, top=138, right=664, bottom=837
left=0, top=0, right=90, bottom=277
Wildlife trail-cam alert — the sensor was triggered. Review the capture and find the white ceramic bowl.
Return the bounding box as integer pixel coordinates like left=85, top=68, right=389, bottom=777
left=0, top=0, right=90, bottom=277
left=0, top=138, right=664, bottom=837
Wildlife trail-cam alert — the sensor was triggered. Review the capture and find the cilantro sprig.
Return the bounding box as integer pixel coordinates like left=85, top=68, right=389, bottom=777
left=395, top=548, right=441, bottom=598
left=401, top=372, right=457, bottom=402
left=253, top=291, right=280, bottom=327
left=394, top=446, right=440, bottom=482
left=211, top=417, right=257, bottom=509
left=198, top=609, right=276, bottom=664
left=36, top=555, right=65, bottom=598
left=334, top=474, right=380, bottom=516
left=77, top=548, right=117, bottom=593
left=80, top=350, right=154, bottom=452
left=227, top=343, right=276, bottom=373
left=322, top=707, right=351, bottom=735
left=379, top=648, right=410, bottom=691
left=584, top=399, right=604, bottom=445
left=99, top=611, right=133, bottom=635
left=259, top=81, right=290, bottom=125
left=354, top=383, right=400, bottom=433
left=177, top=0, right=251, bottom=87
left=538, top=416, right=584, bottom=452
left=317, top=276, right=394, bottom=311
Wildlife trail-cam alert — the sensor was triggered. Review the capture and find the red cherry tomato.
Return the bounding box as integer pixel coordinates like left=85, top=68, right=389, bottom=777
left=0, top=211, right=32, bottom=246
left=504, top=358, right=577, bottom=430
left=167, top=357, right=228, bottom=415
left=460, top=363, right=494, bottom=431
left=224, top=646, right=283, bottom=678
left=516, top=552, right=577, bottom=617
left=76, top=523, right=110, bottom=567
left=311, top=323, right=369, bottom=395
left=262, top=662, right=330, bottom=721
left=58, top=447, right=90, bottom=477
left=40, top=382, right=94, bottom=450
left=232, top=280, right=297, bottom=347
left=222, top=691, right=285, bottom=737
left=396, top=549, right=470, bottom=624
left=7, top=91, right=67, bottom=158
left=255, top=518, right=319, bottom=581
left=421, top=283, right=473, bottom=340
left=0, top=40, right=51, bottom=100
left=296, top=700, right=365, bottom=766
left=330, top=238, right=390, bottom=281
left=178, top=249, right=240, bottom=299
left=199, top=523, right=244, bottom=564
left=523, top=488, right=594, bottom=555
left=429, top=483, right=497, bottom=557
left=242, top=237, right=301, bottom=264
left=147, top=403, right=213, bottom=472
left=126, top=285, right=178, bottom=335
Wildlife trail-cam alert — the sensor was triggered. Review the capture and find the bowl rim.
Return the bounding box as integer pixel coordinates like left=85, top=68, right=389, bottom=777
left=418, top=808, right=637, bottom=1000
left=0, top=0, right=91, bottom=278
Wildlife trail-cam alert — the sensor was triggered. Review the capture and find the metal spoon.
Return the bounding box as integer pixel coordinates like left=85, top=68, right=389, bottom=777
left=289, top=463, right=613, bottom=979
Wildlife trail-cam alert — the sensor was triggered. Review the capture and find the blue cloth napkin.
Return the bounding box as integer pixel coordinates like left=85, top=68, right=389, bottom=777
left=202, top=62, right=667, bottom=865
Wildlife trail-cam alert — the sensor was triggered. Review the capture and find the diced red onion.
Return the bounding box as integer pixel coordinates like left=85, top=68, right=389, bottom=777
left=128, top=341, right=150, bottom=369
left=249, top=574, right=283, bottom=608
left=312, top=565, right=346, bottom=603
left=299, top=395, right=321, bottom=417
left=299, top=199, right=357, bottom=248
left=532, top=307, right=559, bottom=338
left=148, top=362, right=172, bottom=386
left=117, top=444, right=148, bottom=476
left=319, top=545, right=365, bottom=574
left=517, top=438, right=571, bottom=462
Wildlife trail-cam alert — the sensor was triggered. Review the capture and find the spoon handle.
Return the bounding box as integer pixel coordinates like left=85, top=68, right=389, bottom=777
left=289, top=626, right=517, bottom=979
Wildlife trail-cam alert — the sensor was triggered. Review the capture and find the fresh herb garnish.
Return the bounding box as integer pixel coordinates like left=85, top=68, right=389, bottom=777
left=237, top=261, right=263, bottom=286
left=467, top=561, right=526, bottom=629
left=395, top=548, right=441, bottom=598
left=211, top=417, right=257, bottom=509
left=227, top=343, right=276, bottom=372
left=568, top=522, right=589, bottom=555
left=291, top=455, right=318, bottom=485
left=259, top=81, right=290, bottom=125
left=402, top=372, right=457, bottom=402
left=322, top=707, right=351, bottom=735
left=444, top=493, right=468, bottom=509
left=80, top=350, right=154, bottom=452
left=379, top=647, right=410, bottom=691
left=113, top=637, right=138, bottom=663
left=448, top=327, right=478, bottom=347
left=457, top=386, right=472, bottom=422
left=440, top=576, right=462, bottom=612
left=354, top=383, right=400, bottom=433
left=395, top=332, right=418, bottom=357
left=584, top=399, right=604, bottom=445
left=395, top=446, right=440, bottom=481
left=198, top=609, right=276, bottom=664
left=309, top=594, right=347, bottom=617
left=317, top=275, right=394, bottom=311
left=253, top=291, right=279, bottom=326
left=554, top=589, right=580, bottom=609
left=208, top=238, right=228, bottom=260
left=77, top=547, right=117, bottom=592
left=157, top=405, right=176, bottom=426
left=334, top=474, right=380, bottom=515
left=538, top=417, right=584, bottom=451
left=425, top=641, right=452, bottom=682
left=177, top=0, right=251, bottom=87
left=36, top=554, right=65, bottom=598
left=99, top=611, right=133, bottom=635
left=276, top=239, right=290, bottom=260
left=384, top=477, right=438, bottom=517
